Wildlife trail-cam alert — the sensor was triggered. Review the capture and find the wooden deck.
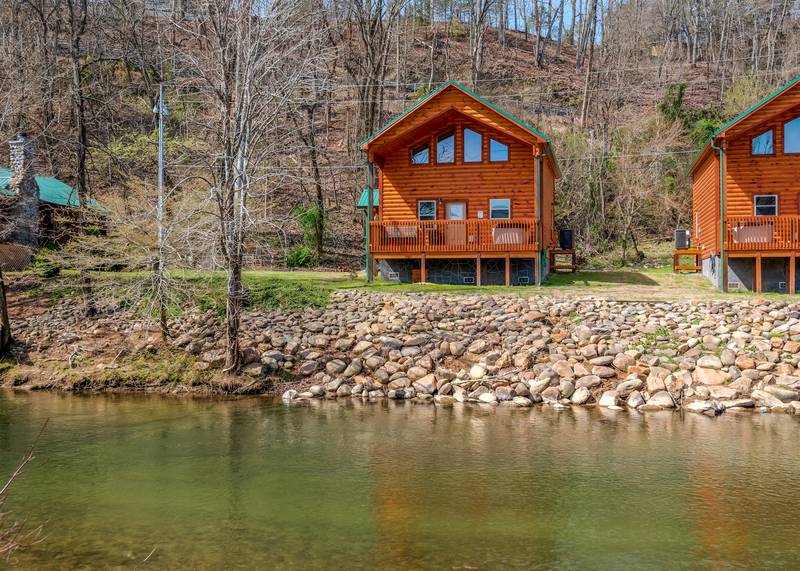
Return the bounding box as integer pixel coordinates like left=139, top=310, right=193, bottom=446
left=369, top=218, right=538, bottom=256
left=725, top=215, right=800, bottom=252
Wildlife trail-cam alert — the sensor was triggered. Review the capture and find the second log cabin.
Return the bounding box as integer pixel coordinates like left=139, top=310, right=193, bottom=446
left=358, top=81, right=560, bottom=286
left=691, top=75, right=800, bottom=293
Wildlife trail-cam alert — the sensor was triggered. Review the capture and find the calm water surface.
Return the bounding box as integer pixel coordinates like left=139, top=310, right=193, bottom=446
left=1, top=391, right=798, bottom=570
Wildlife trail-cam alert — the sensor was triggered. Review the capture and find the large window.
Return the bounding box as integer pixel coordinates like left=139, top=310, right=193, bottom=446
left=490, top=139, right=509, bottom=161
left=489, top=198, right=511, bottom=219
left=463, top=128, right=482, bottom=162
left=418, top=200, right=437, bottom=220
left=437, top=132, right=454, bottom=163
left=752, top=129, right=774, bottom=155
left=785, top=117, right=800, bottom=153
left=754, top=194, right=778, bottom=216
left=411, top=143, right=429, bottom=165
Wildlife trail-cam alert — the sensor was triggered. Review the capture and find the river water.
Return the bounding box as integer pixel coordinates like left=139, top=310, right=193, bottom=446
left=0, top=391, right=798, bottom=570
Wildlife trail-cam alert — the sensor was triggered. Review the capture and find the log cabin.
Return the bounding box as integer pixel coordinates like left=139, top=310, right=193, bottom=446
left=0, top=133, right=97, bottom=270
left=357, top=81, right=560, bottom=286
left=690, top=75, right=800, bottom=293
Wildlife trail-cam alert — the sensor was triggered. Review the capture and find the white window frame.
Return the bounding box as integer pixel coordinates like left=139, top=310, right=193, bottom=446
left=489, top=198, right=511, bottom=220
left=418, top=199, right=437, bottom=220
left=753, top=194, right=778, bottom=216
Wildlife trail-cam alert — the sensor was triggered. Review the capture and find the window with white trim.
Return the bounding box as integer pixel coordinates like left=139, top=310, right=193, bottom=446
left=489, top=198, right=511, bottom=219
left=418, top=200, right=437, bottom=220
left=752, top=129, right=774, bottom=155
left=754, top=194, right=778, bottom=216
left=490, top=139, right=509, bottom=161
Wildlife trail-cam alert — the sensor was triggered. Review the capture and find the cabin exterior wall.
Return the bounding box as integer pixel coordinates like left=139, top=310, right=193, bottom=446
left=724, top=104, right=800, bottom=218
left=691, top=151, right=719, bottom=256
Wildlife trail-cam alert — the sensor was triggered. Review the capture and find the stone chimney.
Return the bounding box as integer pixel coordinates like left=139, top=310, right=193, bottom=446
left=7, top=133, right=39, bottom=248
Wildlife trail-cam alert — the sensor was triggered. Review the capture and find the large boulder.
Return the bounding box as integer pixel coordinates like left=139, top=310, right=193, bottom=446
left=598, top=390, right=619, bottom=407
left=412, top=374, right=437, bottom=395
left=693, top=367, right=727, bottom=386
left=570, top=386, right=591, bottom=405
left=647, top=391, right=675, bottom=408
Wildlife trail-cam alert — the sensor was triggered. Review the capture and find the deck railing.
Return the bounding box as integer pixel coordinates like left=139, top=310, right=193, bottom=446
left=725, top=216, right=800, bottom=251
left=369, top=218, right=538, bottom=255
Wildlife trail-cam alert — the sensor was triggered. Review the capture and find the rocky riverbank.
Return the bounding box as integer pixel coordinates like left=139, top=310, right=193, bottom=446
left=5, top=288, right=800, bottom=415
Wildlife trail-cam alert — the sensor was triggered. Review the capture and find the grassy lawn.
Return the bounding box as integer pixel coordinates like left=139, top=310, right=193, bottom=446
left=12, top=264, right=788, bottom=313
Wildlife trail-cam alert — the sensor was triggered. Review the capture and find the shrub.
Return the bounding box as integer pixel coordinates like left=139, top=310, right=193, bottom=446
left=30, top=247, right=61, bottom=278
left=285, top=245, right=315, bottom=268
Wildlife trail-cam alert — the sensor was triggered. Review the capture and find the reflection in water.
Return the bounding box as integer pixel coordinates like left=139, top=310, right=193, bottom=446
left=0, top=391, right=798, bottom=570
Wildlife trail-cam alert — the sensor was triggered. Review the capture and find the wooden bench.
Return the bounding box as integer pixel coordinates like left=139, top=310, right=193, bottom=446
left=673, top=248, right=702, bottom=273
left=550, top=248, right=577, bottom=273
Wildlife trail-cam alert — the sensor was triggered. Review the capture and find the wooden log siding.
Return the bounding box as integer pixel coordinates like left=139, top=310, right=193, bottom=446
left=379, top=130, right=538, bottom=220
left=725, top=103, right=800, bottom=219
left=691, top=151, right=720, bottom=256
left=370, top=218, right=538, bottom=255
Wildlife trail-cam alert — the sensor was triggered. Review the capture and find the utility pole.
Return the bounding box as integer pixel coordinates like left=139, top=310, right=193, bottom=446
left=153, top=84, right=169, bottom=340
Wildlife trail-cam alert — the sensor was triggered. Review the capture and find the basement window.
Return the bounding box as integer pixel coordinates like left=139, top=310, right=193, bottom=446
left=754, top=194, right=778, bottom=216
left=751, top=129, right=774, bottom=155
left=785, top=117, right=800, bottom=153
left=411, top=143, right=429, bottom=165
left=490, top=139, right=509, bottom=161
left=437, top=132, right=455, bottom=163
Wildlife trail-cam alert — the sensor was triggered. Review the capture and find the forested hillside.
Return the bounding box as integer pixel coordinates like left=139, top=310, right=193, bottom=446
left=1, top=0, right=797, bottom=269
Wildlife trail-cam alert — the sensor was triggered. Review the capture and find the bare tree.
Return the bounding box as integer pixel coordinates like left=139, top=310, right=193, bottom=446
left=469, top=0, right=495, bottom=87
left=178, top=0, right=319, bottom=370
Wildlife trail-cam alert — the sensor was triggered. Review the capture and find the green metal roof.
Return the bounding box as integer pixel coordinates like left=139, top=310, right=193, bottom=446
left=356, top=188, right=379, bottom=209
left=0, top=167, right=94, bottom=207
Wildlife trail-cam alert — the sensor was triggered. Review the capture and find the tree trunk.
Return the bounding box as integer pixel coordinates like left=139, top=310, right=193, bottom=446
left=0, top=269, right=11, bottom=354
left=579, top=0, right=596, bottom=127
left=67, top=0, right=89, bottom=198
left=80, top=271, right=96, bottom=318
left=224, top=262, right=243, bottom=372
left=306, top=105, right=325, bottom=261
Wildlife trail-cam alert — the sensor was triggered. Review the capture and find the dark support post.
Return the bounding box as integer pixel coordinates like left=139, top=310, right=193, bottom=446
left=421, top=254, right=427, bottom=283
left=505, top=254, right=511, bottom=287
left=791, top=254, right=796, bottom=295
left=476, top=254, right=481, bottom=286
left=755, top=254, right=762, bottom=293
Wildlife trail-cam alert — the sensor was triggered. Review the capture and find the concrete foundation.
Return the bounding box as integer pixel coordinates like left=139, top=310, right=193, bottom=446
left=727, top=258, right=755, bottom=292
left=378, top=257, right=540, bottom=286
left=701, top=254, right=793, bottom=293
